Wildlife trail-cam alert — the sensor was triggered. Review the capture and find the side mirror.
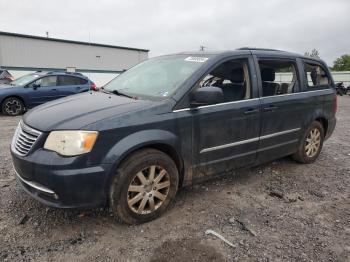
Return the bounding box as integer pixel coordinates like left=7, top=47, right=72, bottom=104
left=33, top=83, right=41, bottom=89
left=190, top=86, right=224, bottom=107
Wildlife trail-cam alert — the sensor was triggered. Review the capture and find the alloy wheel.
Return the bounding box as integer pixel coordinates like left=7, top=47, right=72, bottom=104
left=5, top=99, right=22, bottom=115
left=127, top=165, right=171, bottom=214
left=305, top=128, right=321, bottom=158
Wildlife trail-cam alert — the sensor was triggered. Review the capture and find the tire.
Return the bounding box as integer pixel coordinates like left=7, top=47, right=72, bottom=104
left=1, top=97, right=25, bottom=116
left=292, top=121, right=324, bottom=164
left=109, top=149, right=179, bottom=224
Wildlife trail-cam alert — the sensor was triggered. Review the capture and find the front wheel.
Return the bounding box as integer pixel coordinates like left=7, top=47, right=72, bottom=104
left=109, top=149, right=179, bottom=224
left=292, top=121, right=324, bottom=164
left=1, top=97, right=25, bottom=116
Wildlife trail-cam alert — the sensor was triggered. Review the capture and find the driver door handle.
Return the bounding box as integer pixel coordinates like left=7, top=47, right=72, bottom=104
left=244, top=108, right=259, bottom=115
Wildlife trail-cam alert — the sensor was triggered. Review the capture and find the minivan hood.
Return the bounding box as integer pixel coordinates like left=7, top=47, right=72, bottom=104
left=23, top=92, right=162, bottom=131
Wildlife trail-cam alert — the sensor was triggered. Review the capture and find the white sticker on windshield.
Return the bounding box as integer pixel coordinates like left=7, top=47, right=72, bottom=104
left=184, top=57, right=208, bottom=63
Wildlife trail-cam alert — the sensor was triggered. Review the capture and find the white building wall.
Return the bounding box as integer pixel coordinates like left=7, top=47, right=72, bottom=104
left=0, top=34, right=148, bottom=72
left=331, top=71, right=350, bottom=86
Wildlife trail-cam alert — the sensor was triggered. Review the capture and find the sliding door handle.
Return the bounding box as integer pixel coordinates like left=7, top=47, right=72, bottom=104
left=263, top=105, right=278, bottom=112
left=244, top=108, right=259, bottom=115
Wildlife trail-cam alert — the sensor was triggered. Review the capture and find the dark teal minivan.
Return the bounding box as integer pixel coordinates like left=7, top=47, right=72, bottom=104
left=11, top=48, right=336, bottom=224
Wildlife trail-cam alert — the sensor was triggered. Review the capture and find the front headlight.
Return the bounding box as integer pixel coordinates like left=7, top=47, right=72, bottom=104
left=44, top=131, right=98, bottom=156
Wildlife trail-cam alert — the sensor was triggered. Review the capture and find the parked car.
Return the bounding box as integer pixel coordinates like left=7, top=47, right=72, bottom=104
left=11, top=48, right=336, bottom=224
left=0, top=69, right=14, bottom=85
left=0, top=71, right=96, bottom=116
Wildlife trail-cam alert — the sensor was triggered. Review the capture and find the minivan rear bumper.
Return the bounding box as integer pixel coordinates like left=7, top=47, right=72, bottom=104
left=11, top=149, right=112, bottom=208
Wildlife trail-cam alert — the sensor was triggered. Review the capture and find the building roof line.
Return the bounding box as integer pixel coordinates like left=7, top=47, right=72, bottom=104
left=0, top=65, right=123, bottom=74
left=0, top=31, right=149, bottom=52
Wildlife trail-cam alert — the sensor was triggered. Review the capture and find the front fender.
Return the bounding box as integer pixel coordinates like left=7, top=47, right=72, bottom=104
left=102, top=129, right=180, bottom=167
left=0, top=89, right=27, bottom=107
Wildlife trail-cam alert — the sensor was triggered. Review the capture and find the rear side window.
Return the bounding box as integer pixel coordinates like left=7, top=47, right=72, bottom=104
left=304, top=62, right=330, bottom=88
left=58, top=76, right=87, bottom=86
left=258, top=60, right=299, bottom=97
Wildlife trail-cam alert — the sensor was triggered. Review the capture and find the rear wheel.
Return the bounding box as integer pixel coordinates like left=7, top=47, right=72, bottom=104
left=292, top=121, right=324, bottom=163
left=109, top=149, right=179, bottom=224
left=1, top=97, right=24, bottom=116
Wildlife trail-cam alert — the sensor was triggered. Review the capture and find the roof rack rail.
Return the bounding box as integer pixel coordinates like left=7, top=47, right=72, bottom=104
left=46, top=71, right=83, bottom=76
left=237, top=47, right=283, bottom=52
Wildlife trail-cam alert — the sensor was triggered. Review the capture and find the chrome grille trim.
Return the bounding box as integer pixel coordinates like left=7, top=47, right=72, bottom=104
left=11, top=121, right=42, bottom=156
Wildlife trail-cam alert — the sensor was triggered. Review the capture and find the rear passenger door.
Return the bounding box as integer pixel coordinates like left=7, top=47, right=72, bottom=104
left=254, top=57, right=304, bottom=164
left=57, top=76, right=88, bottom=98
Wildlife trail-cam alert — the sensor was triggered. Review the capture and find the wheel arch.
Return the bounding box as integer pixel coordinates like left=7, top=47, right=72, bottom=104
left=1, top=95, right=26, bottom=108
left=315, top=117, right=328, bottom=136
left=104, top=130, right=185, bottom=190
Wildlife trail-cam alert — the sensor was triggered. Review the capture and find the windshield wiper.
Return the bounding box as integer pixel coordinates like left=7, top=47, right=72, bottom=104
left=111, top=90, right=135, bottom=99
left=100, top=87, right=136, bottom=99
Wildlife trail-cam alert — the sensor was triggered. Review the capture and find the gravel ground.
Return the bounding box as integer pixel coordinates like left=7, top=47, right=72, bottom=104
left=0, top=97, right=349, bottom=262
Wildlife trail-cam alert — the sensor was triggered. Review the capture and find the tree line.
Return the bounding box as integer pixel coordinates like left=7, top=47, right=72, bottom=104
left=304, top=49, right=350, bottom=71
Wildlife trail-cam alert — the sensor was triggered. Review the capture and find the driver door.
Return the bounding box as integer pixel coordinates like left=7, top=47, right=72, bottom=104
left=27, top=76, right=59, bottom=106
left=191, top=57, right=261, bottom=181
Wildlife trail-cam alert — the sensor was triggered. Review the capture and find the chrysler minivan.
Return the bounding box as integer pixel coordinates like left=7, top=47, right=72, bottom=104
left=11, top=48, right=336, bottom=224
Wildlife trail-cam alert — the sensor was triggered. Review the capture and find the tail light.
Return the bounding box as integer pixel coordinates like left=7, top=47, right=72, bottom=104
left=5, top=76, right=14, bottom=81
left=90, top=82, right=97, bottom=91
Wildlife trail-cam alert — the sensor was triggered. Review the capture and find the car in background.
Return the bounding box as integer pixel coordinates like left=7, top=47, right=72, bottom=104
left=0, top=71, right=96, bottom=116
left=0, top=70, right=14, bottom=85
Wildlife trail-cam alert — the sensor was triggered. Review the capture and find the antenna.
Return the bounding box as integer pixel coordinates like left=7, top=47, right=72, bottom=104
left=88, top=31, right=93, bottom=90
left=199, top=45, right=206, bottom=51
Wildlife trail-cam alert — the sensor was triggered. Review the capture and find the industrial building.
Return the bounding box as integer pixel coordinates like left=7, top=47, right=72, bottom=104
left=0, top=31, right=149, bottom=85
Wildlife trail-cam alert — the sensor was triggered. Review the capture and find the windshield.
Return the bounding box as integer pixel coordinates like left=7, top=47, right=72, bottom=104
left=104, top=55, right=210, bottom=99
left=11, top=74, right=41, bottom=86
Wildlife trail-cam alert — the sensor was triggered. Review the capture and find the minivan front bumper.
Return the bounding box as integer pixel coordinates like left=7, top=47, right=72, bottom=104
left=11, top=149, right=112, bottom=208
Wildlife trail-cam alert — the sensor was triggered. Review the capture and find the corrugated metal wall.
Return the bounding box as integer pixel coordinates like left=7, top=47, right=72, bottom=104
left=331, top=71, right=350, bottom=86
left=0, top=34, right=148, bottom=72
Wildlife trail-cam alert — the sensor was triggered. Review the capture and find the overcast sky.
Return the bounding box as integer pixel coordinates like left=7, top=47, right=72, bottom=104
left=0, top=0, right=349, bottom=65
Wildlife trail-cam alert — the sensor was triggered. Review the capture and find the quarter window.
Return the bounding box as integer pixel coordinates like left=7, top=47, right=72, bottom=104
left=304, top=62, right=330, bottom=87
left=198, top=59, right=251, bottom=102
left=258, top=60, right=298, bottom=97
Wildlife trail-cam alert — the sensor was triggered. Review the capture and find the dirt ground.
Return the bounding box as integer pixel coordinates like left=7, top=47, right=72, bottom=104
left=0, top=97, right=349, bottom=262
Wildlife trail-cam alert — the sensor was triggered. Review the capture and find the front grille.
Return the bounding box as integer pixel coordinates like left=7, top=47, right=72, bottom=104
left=11, top=121, right=42, bottom=156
